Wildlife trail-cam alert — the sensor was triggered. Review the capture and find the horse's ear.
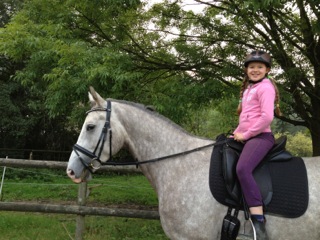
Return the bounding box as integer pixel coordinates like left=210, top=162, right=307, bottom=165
left=88, top=86, right=105, bottom=108
left=88, top=92, right=96, bottom=108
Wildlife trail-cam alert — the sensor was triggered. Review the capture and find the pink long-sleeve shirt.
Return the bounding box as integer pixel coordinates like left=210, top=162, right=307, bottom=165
left=233, top=78, right=275, bottom=140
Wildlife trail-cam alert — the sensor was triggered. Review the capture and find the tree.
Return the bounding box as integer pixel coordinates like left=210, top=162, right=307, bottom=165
left=0, top=0, right=227, bottom=124
left=0, top=0, right=31, bottom=151
left=0, top=0, right=79, bottom=155
left=0, top=0, right=319, bottom=156
left=142, top=0, right=320, bottom=155
left=194, top=0, right=320, bottom=155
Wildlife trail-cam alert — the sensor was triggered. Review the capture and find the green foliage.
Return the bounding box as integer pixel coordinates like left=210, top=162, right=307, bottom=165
left=0, top=81, right=36, bottom=149
left=0, top=0, right=24, bottom=28
left=0, top=0, right=319, bottom=155
left=0, top=0, right=233, bottom=119
left=185, top=97, right=239, bottom=138
left=275, top=131, right=312, bottom=157
left=1, top=0, right=140, bottom=115
left=243, top=0, right=284, bottom=10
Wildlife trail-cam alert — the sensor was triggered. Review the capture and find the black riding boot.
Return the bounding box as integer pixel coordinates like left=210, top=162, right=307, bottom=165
left=251, top=217, right=269, bottom=240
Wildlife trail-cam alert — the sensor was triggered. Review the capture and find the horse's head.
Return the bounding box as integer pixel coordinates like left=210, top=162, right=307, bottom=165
left=67, top=87, right=124, bottom=183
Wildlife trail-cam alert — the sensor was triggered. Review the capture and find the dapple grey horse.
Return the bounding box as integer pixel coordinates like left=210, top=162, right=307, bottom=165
left=67, top=87, right=320, bottom=240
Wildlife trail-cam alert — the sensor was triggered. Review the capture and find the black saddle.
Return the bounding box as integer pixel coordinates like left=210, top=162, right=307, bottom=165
left=222, top=135, right=291, bottom=206
left=209, top=133, right=308, bottom=218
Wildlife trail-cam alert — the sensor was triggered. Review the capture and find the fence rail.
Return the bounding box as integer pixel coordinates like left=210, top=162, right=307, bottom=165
left=0, top=148, right=71, bottom=161
left=0, top=158, right=141, bottom=173
left=0, top=158, right=157, bottom=240
left=0, top=201, right=159, bottom=219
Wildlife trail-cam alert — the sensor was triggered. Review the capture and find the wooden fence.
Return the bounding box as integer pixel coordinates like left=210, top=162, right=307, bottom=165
left=0, top=158, right=159, bottom=240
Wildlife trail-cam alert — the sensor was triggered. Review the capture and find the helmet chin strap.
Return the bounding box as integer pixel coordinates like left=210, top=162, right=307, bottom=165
left=248, top=77, right=264, bottom=84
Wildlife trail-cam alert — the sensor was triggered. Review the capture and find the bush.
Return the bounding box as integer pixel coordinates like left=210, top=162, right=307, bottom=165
left=275, top=131, right=312, bottom=157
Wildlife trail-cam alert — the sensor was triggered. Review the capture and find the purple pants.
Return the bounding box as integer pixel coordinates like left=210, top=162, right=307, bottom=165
left=236, top=132, right=275, bottom=207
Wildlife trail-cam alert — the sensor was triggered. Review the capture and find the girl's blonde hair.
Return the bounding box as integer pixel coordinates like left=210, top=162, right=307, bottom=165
left=237, top=74, right=282, bottom=116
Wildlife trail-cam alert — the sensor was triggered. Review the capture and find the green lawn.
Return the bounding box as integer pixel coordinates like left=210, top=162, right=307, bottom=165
left=0, top=167, right=168, bottom=239
left=0, top=212, right=167, bottom=240
left=1, top=168, right=158, bottom=206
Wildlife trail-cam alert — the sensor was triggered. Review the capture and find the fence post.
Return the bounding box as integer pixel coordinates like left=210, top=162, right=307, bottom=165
left=75, top=182, right=88, bottom=240
left=0, top=158, right=7, bottom=201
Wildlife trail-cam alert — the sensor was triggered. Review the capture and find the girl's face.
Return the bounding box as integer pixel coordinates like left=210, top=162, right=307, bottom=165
left=246, top=62, right=270, bottom=81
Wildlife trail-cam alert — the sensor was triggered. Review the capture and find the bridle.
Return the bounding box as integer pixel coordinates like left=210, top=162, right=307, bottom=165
left=72, top=100, right=233, bottom=174
left=73, top=100, right=112, bottom=173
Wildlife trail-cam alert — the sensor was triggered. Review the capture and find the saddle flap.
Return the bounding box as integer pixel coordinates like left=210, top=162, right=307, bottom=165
left=253, top=164, right=273, bottom=205
left=222, top=144, right=273, bottom=206
left=222, top=144, right=241, bottom=203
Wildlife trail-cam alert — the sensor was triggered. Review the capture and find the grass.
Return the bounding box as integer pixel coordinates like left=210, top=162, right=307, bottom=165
left=1, top=168, right=158, bottom=206
left=0, top=212, right=167, bottom=240
left=0, top=167, right=168, bottom=239
left=83, top=216, right=167, bottom=240
left=0, top=212, right=75, bottom=240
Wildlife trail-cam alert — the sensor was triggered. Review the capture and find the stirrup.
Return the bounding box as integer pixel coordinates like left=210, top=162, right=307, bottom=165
left=249, top=218, right=257, bottom=240
left=220, top=207, right=240, bottom=240
left=250, top=217, right=269, bottom=240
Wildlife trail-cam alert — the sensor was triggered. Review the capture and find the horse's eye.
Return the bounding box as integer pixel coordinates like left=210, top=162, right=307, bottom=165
left=86, top=124, right=95, bottom=131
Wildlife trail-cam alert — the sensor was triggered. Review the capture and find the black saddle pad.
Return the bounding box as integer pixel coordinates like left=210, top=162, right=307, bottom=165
left=209, top=139, right=309, bottom=218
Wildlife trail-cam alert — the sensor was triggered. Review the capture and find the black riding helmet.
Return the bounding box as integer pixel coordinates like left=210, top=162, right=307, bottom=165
left=244, top=50, right=272, bottom=68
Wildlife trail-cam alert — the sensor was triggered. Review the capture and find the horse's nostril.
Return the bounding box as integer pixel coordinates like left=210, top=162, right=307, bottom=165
left=67, top=169, right=75, bottom=176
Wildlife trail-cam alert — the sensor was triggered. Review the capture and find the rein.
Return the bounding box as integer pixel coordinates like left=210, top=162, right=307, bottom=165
left=104, top=138, right=233, bottom=168
left=72, top=100, right=234, bottom=172
left=105, top=142, right=217, bottom=167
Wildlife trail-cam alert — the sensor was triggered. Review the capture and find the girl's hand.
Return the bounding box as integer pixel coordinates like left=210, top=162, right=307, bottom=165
left=234, top=133, right=245, bottom=143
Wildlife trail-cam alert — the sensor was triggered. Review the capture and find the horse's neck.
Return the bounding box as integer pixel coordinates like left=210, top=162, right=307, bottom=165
left=114, top=102, right=210, bottom=161
left=113, top=101, right=213, bottom=194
